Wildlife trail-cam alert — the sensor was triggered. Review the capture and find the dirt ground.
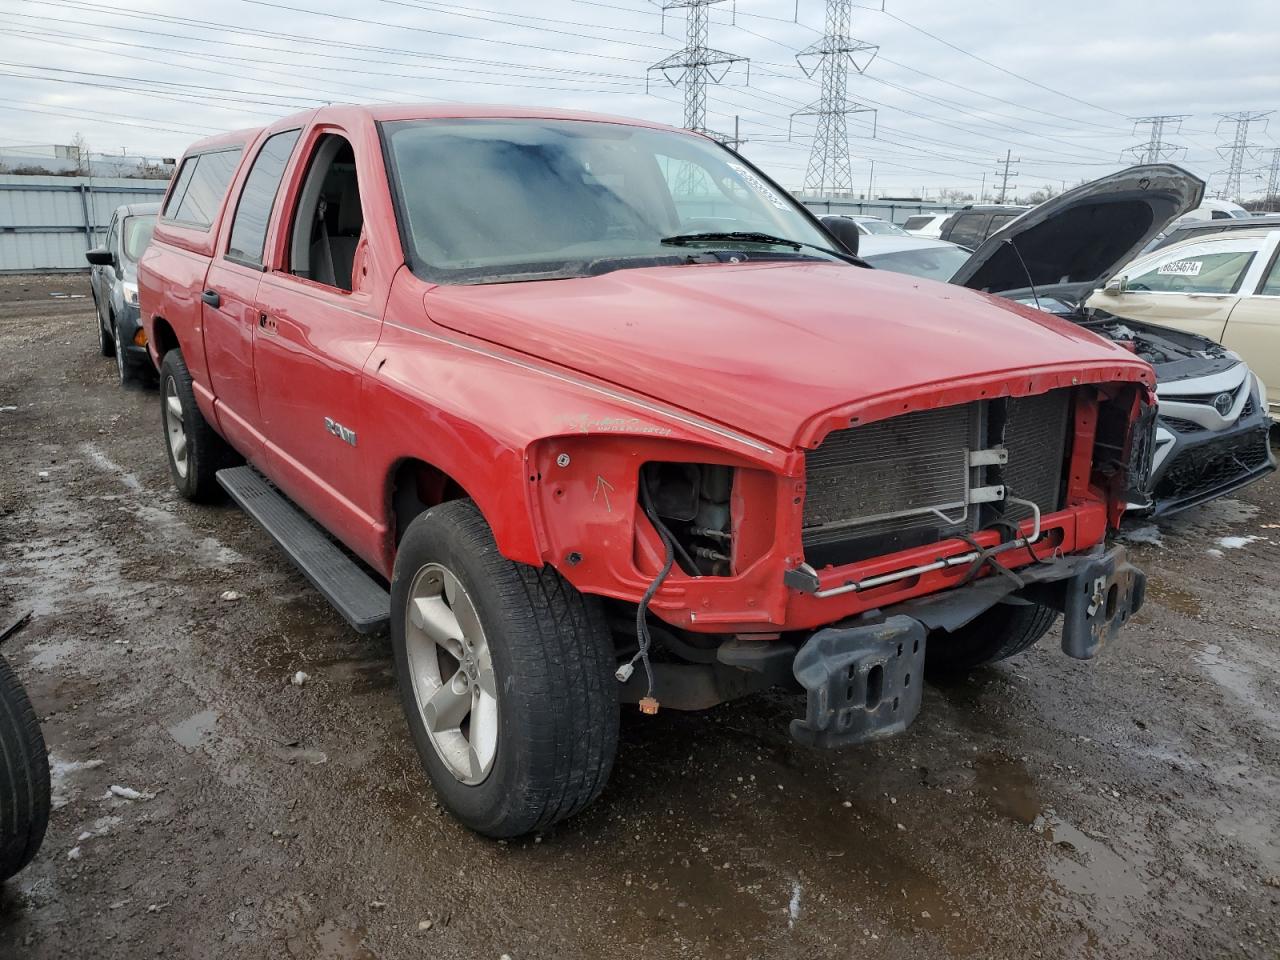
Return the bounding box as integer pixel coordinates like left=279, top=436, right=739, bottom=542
left=0, top=272, right=1277, bottom=960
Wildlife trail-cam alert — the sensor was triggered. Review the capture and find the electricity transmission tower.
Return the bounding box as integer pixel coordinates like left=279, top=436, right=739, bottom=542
left=995, top=150, right=1019, bottom=203
left=1214, top=111, right=1272, bottom=200
left=1262, top=148, right=1280, bottom=212
left=648, top=1, right=748, bottom=140
left=1125, top=115, right=1189, bottom=164
left=790, top=0, right=878, bottom=195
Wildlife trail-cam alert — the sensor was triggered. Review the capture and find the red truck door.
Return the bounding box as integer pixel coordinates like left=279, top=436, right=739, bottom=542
left=251, top=125, right=387, bottom=553
left=202, top=131, right=302, bottom=459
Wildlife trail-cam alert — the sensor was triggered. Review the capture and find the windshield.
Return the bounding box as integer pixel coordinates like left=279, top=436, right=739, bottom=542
left=382, top=118, right=837, bottom=283
left=858, top=219, right=907, bottom=236
left=122, top=215, right=155, bottom=262
left=862, top=245, right=972, bottom=282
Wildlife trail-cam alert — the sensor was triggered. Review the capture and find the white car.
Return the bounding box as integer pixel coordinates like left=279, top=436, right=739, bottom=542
left=1087, top=228, right=1280, bottom=416
left=835, top=215, right=909, bottom=237
left=854, top=234, right=972, bottom=281
left=899, top=213, right=951, bottom=239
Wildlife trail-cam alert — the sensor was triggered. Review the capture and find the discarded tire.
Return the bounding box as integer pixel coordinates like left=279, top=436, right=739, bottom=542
left=0, top=654, right=50, bottom=881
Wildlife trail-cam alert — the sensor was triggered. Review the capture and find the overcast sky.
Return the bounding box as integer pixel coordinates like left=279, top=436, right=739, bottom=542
left=2, top=0, right=1278, bottom=199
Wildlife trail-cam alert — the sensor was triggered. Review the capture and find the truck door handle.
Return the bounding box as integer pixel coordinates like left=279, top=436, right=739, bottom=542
left=200, top=289, right=221, bottom=308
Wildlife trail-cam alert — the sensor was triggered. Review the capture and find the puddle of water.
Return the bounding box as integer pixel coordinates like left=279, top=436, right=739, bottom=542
left=286, top=920, right=376, bottom=960
left=1144, top=579, right=1204, bottom=618
left=975, top=753, right=1040, bottom=825
left=168, top=708, right=220, bottom=750
left=1195, top=644, right=1280, bottom=734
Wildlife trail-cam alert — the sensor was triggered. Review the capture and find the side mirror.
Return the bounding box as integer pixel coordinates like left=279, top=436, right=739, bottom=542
left=1103, top=275, right=1127, bottom=295
left=819, top=216, right=860, bottom=257
left=85, top=248, right=114, bottom=267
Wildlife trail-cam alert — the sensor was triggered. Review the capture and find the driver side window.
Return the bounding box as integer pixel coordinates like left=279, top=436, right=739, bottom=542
left=288, top=134, right=364, bottom=292
left=1129, top=248, right=1256, bottom=294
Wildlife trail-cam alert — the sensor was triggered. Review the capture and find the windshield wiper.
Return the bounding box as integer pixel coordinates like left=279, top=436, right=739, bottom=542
left=660, top=231, right=856, bottom=263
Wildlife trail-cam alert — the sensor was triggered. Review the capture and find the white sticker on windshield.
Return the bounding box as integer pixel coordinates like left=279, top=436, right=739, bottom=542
left=1157, top=259, right=1203, bottom=276
left=726, top=161, right=789, bottom=209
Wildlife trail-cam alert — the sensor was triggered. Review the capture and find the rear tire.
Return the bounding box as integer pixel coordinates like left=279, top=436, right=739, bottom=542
left=391, top=500, right=619, bottom=838
left=0, top=654, right=50, bottom=882
left=925, top=602, right=1058, bottom=675
left=159, top=348, right=236, bottom=502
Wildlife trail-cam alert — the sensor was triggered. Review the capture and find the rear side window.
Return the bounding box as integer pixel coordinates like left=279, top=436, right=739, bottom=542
left=987, top=212, right=1020, bottom=236
left=902, top=215, right=931, bottom=231
left=166, top=148, right=244, bottom=229
left=227, top=130, right=302, bottom=267
left=945, top=213, right=988, bottom=248
left=162, top=161, right=197, bottom=219
left=1258, top=253, right=1280, bottom=296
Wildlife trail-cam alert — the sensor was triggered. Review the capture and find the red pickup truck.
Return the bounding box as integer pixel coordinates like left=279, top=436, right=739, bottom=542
left=139, top=104, right=1153, bottom=837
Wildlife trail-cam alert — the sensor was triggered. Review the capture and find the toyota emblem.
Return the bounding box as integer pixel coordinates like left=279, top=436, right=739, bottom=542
left=1213, top=392, right=1234, bottom=416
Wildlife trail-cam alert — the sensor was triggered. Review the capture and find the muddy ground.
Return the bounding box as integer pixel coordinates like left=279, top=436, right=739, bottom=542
left=0, top=272, right=1277, bottom=960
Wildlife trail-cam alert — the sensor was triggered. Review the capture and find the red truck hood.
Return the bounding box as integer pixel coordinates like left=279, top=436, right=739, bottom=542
left=422, top=261, right=1149, bottom=447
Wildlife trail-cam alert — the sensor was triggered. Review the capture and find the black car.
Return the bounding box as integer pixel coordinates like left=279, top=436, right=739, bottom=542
left=937, top=204, right=1031, bottom=249
left=86, top=201, right=160, bottom=385
left=862, top=165, right=1275, bottom=516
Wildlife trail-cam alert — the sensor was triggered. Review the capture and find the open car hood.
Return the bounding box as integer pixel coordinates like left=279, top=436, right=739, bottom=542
left=949, top=165, right=1204, bottom=298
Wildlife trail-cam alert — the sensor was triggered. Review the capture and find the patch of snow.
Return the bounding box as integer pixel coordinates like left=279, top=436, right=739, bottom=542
left=67, top=847, right=81, bottom=861
left=788, top=881, right=803, bottom=927
left=220, top=590, right=241, bottom=602
left=106, top=784, right=155, bottom=802
left=1206, top=548, right=1225, bottom=559
left=1119, top=525, right=1163, bottom=547
left=48, top=755, right=105, bottom=809
left=1217, top=535, right=1261, bottom=550
left=291, top=671, right=309, bottom=687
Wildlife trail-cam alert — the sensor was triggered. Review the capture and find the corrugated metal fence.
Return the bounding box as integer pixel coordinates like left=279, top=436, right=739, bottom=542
left=0, top=175, right=168, bottom=272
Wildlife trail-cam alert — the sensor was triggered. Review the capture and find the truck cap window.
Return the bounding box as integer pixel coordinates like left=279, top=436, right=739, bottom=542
left=228, top=129, right=302, bottom=268
left=164, top=147, right=243, bottom=230
left=381, top=119, right=838, bottom=284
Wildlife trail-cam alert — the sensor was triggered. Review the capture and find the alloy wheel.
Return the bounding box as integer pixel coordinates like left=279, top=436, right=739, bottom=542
left=404, top=562, right=499, bottom=785
left=163, top=378, right=189, bottom=479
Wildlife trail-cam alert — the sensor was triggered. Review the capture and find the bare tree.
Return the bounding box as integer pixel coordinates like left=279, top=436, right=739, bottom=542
left=71, top=132, right=90, bottom=175
left=1023, top=183, right=1061, bottom=205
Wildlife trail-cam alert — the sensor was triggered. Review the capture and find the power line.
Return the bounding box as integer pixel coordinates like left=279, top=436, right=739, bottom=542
left=880, top=9, right=1128, bottom=119
left=1125, top=115, right=1189, bottom=164
left=789, top=0, right=877, bottom=194
left=1215, top=110, right=1272, bottom=201
left=647, top=1, right=747, bottom=138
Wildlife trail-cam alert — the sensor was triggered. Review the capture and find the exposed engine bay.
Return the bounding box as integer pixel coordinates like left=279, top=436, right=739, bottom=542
left=1082, top=313, right=1238, bottom=381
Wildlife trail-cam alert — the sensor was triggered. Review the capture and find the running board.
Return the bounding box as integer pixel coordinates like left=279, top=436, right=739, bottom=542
left=216, top=466, right=390, bottom=634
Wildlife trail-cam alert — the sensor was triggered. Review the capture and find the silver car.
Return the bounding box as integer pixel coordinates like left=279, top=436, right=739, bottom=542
left=86, top=202, right=159, bottom=385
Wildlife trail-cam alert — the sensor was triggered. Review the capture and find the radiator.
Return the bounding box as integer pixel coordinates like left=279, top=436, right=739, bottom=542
left=802, top=391, right=1073, bottom=567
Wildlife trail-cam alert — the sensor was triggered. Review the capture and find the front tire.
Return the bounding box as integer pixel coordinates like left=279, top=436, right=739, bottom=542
left=95, top=295, right=114, bottom=358
left=391, top=500, right=619, bottom=838
left=925, top=602, right=1059, bottom=675
left=0, top=655, right=50, bottom=882
left=112, top=317, right=148, bottom=387
left=158, top=348, right=236, bottom=502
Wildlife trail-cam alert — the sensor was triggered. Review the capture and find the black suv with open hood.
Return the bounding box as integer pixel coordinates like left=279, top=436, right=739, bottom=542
left=862, top=165, right=1274, bottom=515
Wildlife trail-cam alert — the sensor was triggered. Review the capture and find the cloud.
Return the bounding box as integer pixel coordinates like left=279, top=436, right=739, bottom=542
left=1, top=0, right=1276, bottom=198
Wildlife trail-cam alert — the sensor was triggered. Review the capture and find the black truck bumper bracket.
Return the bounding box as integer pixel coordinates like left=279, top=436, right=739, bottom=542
left=788, top=545, right=1144, bottom=748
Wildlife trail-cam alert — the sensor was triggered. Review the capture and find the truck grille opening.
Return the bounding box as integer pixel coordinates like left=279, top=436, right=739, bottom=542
left=802, top=390, right=1074, bottom=568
